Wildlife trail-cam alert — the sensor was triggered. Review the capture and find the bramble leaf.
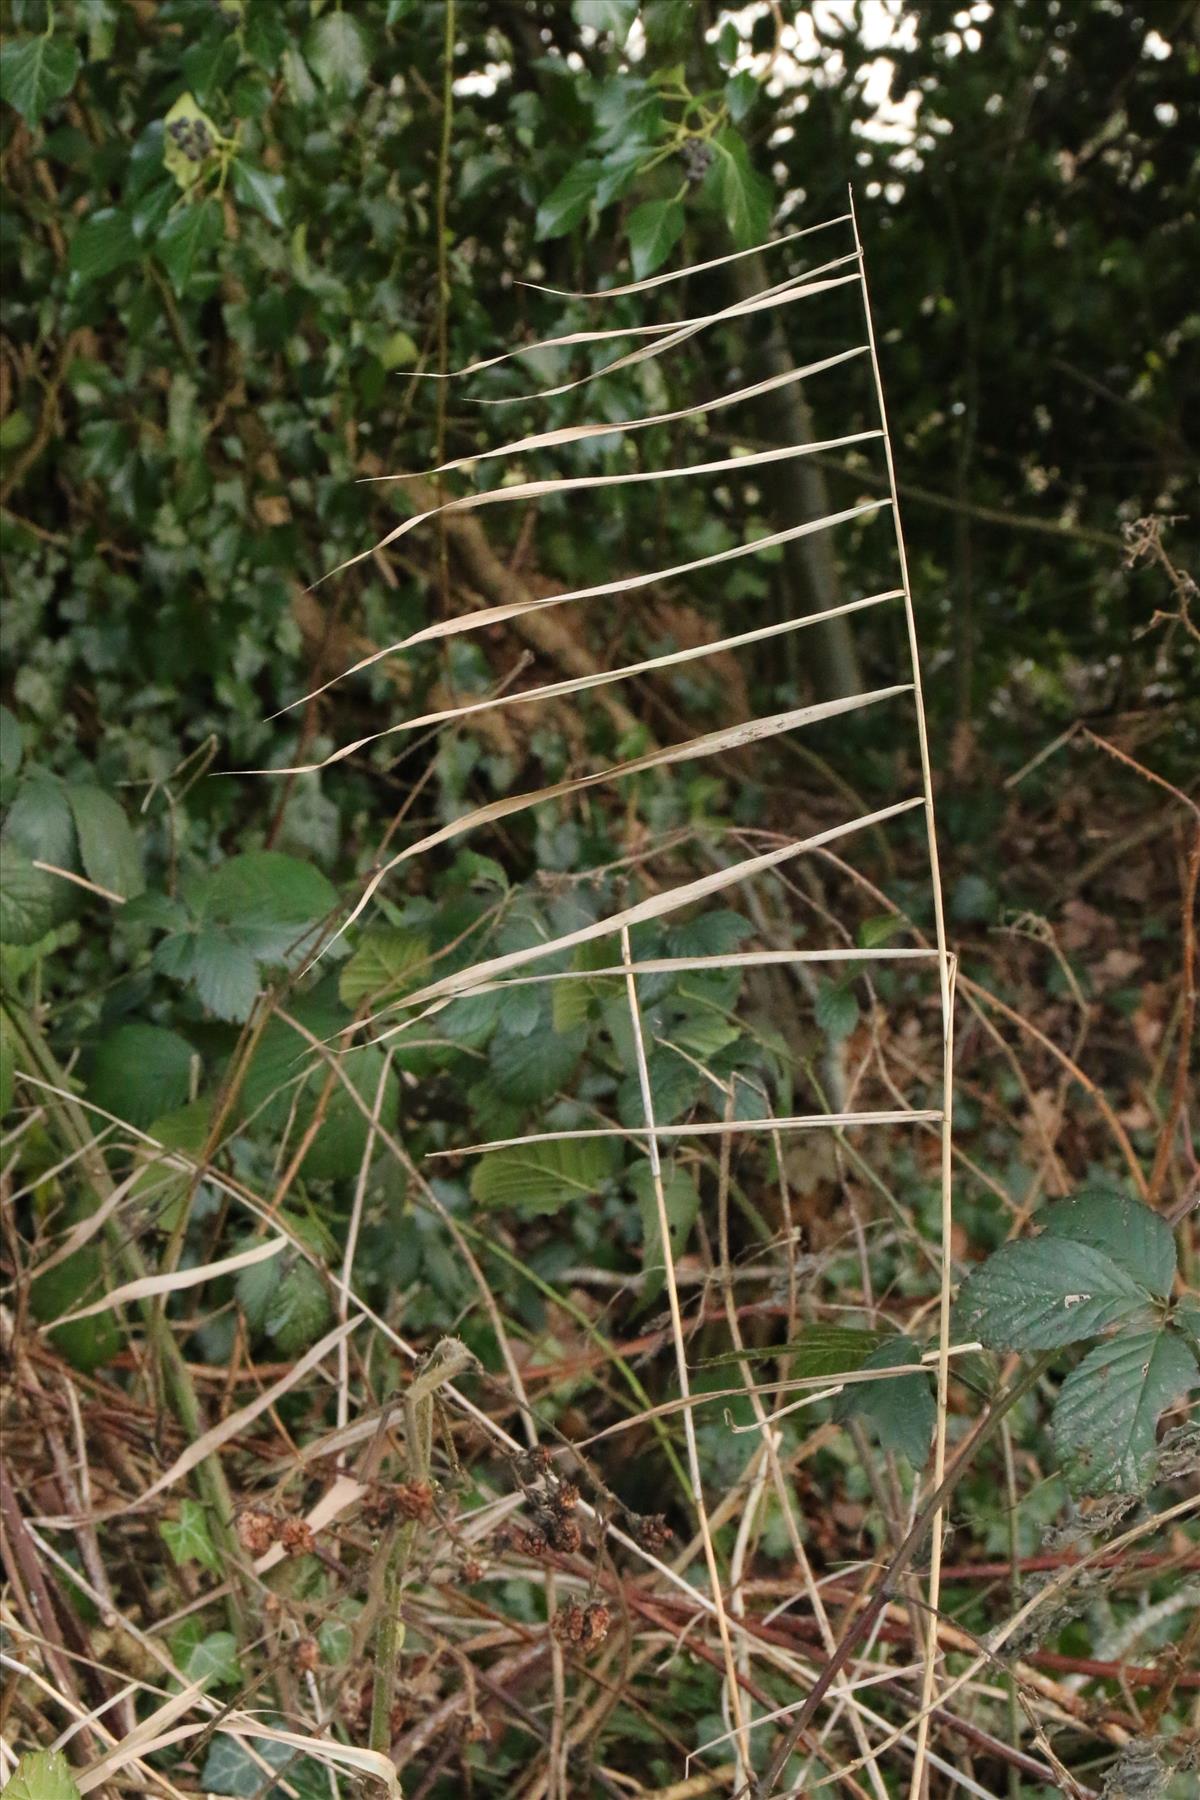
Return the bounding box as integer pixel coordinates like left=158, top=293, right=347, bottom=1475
left=955, top=1237, right=1154, bottom=1349
left=1053, top=1326, right=1199, bottom=1493
left=834, top=1335, right=935, bottom=1467
left=471, top=1137, right=618, bottom=1215
left=67, top=784, right=144, bottom=899
left=1040, top=1186, right=1176, bottom=1296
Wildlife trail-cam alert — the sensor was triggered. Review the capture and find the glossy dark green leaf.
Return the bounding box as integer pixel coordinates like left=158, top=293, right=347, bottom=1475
left=156, top=198, right=224, bottom=294
left=0, top=35, right=80, bottom=125
left=231, top=160, right=286, bottom=227
left=535, top=162, right=599, bottom=239
left=69, top=209, right=140, bottom=285
left=627, top=198, right=685, bottom=280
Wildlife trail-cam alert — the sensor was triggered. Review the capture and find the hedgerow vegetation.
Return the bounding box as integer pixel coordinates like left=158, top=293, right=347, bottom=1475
left=1, top=3, right=1197, bottom=1798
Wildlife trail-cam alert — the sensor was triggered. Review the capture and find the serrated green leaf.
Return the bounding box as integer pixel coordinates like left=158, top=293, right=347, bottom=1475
left=67, top=784, right=144, bottom=899
left=490, top=1020, right=587, bottom=1104
left=3, top=1749, right=81, bottom=1800
left=627, top=198, right=685, bottom=280
left=0, top=849, right=59, bottom=946
left=69, top=208, right=140, bottom=285
left=1041, top=1186, right=1176, bottom=1297
left=167, top=929, right=262, bottom=1023
left=30, top=1247, right=122, bottom=1372
left=156, top=197, right=224, bottom=293
left=955, top=1237, right=1155, bottom=1350
left=535, top=162, right=599, bottom=240
left=857, top=913, right=905, bottom=949
left=629, top=1158, right=700, bottom=1306
left=338, top=929, right=427, bottom=1008
left=299, top=1043, right=398, bottom=1181
left=701, top=1324, right=888, bottom=1376
left=264, top=1257, right=331, bottom=1356
left=471, top=1136, right=618, bottom=1216
left=0, top=705, right=22, bottom=779
left=305, top=12, right=371, bottom=99
left=668, top=910, right=754, bottom=957
left=161, top=1498, right=222, bottom=1572
left=1054, top=1327, right=1198, bottom=1493
left=5, top=772, right=77, bottom=867
left=834, top=1335, right=935, bottom=1467
left=815, top=981, right=859, bottom=1042
left=89, top=1022, right=194, bottom=1128
left=0, top=36, right=80, bottom=125
left=617, top=1046, right=702, bottom=1127
left=195, top=851, right=337, bottom=962
left=231, top=159, right=286, bottom=227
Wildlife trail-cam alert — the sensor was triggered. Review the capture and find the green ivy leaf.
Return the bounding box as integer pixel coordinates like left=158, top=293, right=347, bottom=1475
left=627, top=198, right=686, bottom=279
left=67, top=785, right=144, bottom=899
left=3, top=1749, right=82, bottom=1800
left=955, top=1237, right=1155, bottom=1350
left=182, top=30, right=241, bottom=106
left=725, top=70, right=759, bottom=122
left=162, top=92, right=221, bottom=191
left=535, top=162, right=600, bottom=240
left=89, top=1022, right=194, bottom=1129
left=161, top=1498, right=222, bottom=1572
left=815, top=980, right=859, bottom=1042
left=231, top=159, right=286, bottom=227
left=0, top=35, right=80, bottom=125
left=1040, top=1186, right=1176, bottom=1297
left=834, top=1335, right=935, bottom=1467
left=305, top=12, right=371, bottom=100
left=157, top=198, right=224, bottom=294
left=174, top=1624, right=242, bottom=1687
left=471, top=1136, right=618, bottom=1216
left=708, top=128, right=772, bottom=249
left=69, top=208, right=140, bottom=286
left=1053, top=1327, right=1199, bottom=1493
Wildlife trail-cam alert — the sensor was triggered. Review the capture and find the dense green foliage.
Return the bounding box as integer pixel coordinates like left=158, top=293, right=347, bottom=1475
left=2, top=3, right=1197, bottom=1796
